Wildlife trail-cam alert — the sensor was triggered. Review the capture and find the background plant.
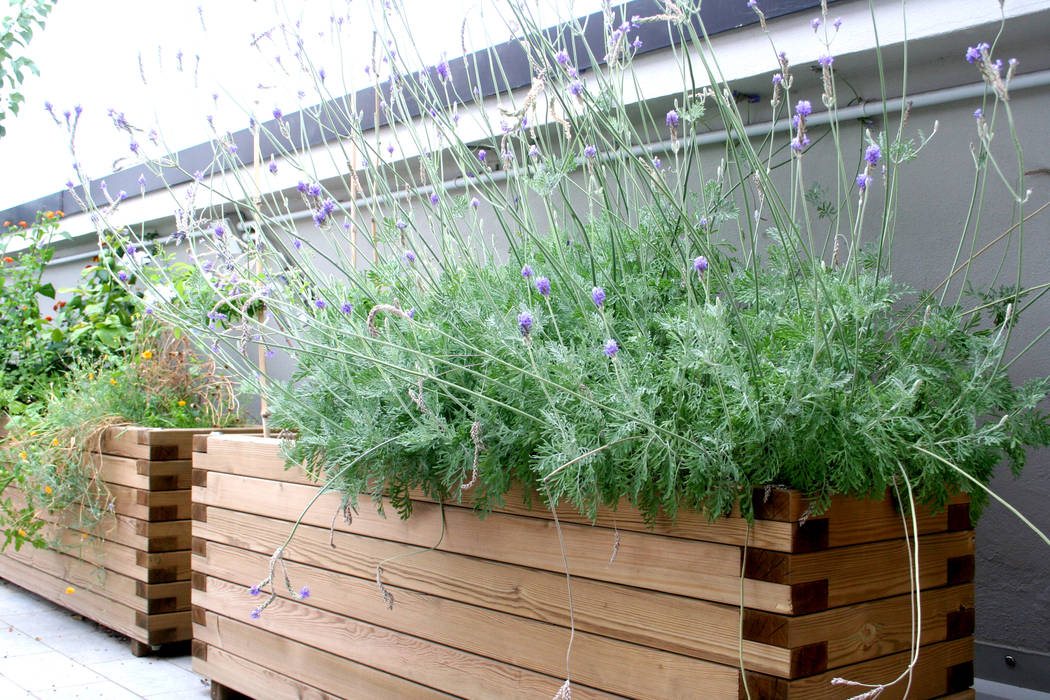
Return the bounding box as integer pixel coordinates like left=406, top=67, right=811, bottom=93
left=1, top=320, right=239, bottom=550
left=0, top=0, right=55, bottom=138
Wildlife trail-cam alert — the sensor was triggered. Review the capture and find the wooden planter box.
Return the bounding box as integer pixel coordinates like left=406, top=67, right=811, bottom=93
left=192, top=434, right=975, bottom=699
left=0, top=426, right=257, bottom=655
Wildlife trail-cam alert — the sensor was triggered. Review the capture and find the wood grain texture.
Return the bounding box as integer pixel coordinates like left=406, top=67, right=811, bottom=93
left=194, top=576, right=622, bottom=700
left=196, top=538, right=748, bottom=693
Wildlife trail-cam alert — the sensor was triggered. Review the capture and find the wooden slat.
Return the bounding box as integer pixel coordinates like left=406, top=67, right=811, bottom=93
left=101, top=426, right=260, bottom=460
left=193, top=471, right=771, bottom=606
left=936, top=691, right=975, bottom=699
left=194, top=576, right=621, bottom=699
left=26, top=525, right=190, bottom=584
left=196, top=538, right=746, bottom=694
left=4, top=543, right=189, bottom=614
left=193, top=644, right=343, bottom=700
left=743, top=637, right=973, bottom=698
left=108, top=484, right=191, bottom=521
left=93, top=453, right=193, bottom=491
left=198, top=435, right=968, bottom=552
left=194, top=611, right=457, bottom=699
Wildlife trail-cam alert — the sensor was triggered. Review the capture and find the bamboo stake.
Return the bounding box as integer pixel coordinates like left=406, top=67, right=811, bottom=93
left=252, top=112, right=271, bottom=437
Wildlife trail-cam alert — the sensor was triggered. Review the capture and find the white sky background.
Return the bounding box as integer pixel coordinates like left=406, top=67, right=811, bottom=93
left=0, top=0, right=609, bottom=211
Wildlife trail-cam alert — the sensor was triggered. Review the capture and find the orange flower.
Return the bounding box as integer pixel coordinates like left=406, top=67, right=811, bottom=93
left=141, top=350, right=154, bottom=360
left=65, top=587, right=75, bottom=595
left=17, top=221, right=27, bottom=228
left=2, top=220, right=8, bottom=226
left=2, top=257, right=12, bottom=263
left=57, top=301, right=66, bottom=308
left=109, top=378, right=117, bottom=385
left=16, top=529, right=25, bottom=537
left=43, top=485, right=52, bottom=494
left=44, top=211, right=54, bottom=219
left=56, top=210, right=65, bottom=217
left=44, top=316, right=53, bottom=322
left=177, top=400, right=187, bottom=407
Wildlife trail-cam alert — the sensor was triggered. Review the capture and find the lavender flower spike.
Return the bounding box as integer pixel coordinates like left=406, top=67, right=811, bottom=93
left=583, top=145, right=598, bottom=159
left=299, top=586, right=311, bottom=599
left=250, top=607, right=261, bottom=619
left=535, top=276, right=551, bottom=297
left=604, top=339, right=619, bottom=357
left=795, top=100, right=812, bottom=117
left=517, top=311, right=533, bottom=335
left=521, top=264, right=533, bottom=278
left=591, top=286, right=606, bottom=307
left=249, top=584, right=261, bottom=596
left=864, top=144, right=882, bottom=166
left=693, top=256, right=709, bottom=273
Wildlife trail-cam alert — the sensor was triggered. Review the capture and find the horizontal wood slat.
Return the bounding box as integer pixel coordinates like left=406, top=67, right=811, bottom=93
left=190, top=433, right=973, bottom=698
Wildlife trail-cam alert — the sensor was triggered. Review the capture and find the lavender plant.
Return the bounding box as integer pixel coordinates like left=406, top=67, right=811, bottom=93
left=65, top=1, right=1050, bottom=524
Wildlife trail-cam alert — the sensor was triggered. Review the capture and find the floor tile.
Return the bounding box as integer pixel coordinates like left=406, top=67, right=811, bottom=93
left=0, top=626, right=51, bottom=659
left=0, top=650, right=102, bottom=691
left=0, top=675, right=35, bottom=698
left=145, top=682, right=212, bottom=700
left=87, top=656, right=204, bottom=697
left=0, top=582, right=58, bottom=616
left=0, top=609, right=96, bottom=640
left=32, top=679, right=143, bottom=699
left=41, top=630, right=133, bottom=665
left=164, top=655, right=194, bottom=673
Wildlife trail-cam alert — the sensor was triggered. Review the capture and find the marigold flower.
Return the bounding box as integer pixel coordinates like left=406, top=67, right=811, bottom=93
left=65, top=587, right=75, bottom=595
left=44, top=485, right=52, bottom=494
left=19, top=453, right=27, bottom=461
left=56, top=210, right=64, bottom=217
left=17, top=529, right=25, bottom=537
left=18, top=221, right=27, bottom=228
left=141, top=350, right=154, bottom=359
left=177, top=400, right=187, bottom=407
left=51, top=438, right=59, bottom=447
left=44, top=211, right=54, bottom=219
left=109, top=378, right=117, bottom=385
left=3, top=257, right=13, bottom=263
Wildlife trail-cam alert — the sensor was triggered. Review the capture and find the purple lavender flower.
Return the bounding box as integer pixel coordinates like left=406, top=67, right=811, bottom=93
left=693, top=255, right=709, bottom=273
left=521, top=264, right=533, bottom=278
left=129, top=141, right=140, bottom=154
left=250, top=608, right=261, bottom=619
left=569, top=80, right=584, bottom=96
left=772, top=73, right=783, bottom=85
left=436, top=58, right=450, bottom=81
left=249, top=585, right=260, bottom=596
left=583, top=145, right=598, bottom=159
left=138, top=173, right=147, bottom=189
left=833, top=17, right=843, bottom=29
left=430, top=192, right=439, bottom=206
left=791, top=137, right=803, bottom=152
left=408, top=308, right=415, bottom=319
left=604, top=339, right=619, bottom=357
left=810, top=17, right=821, bottom=30
left=319, top=68, right=326, bottom=83
left=631, top=37, right=643, bottom=49
left=265, top=349, right=276, bottom=358
left=864, top=144, right=882, bottom=166
left=818, top=54, right=833, bottom=67
left=652, top=157, right=661, bottom=168
left=293, top=239, right=303, bottom=249
left=535, top=276, right=551, bottom=296
left=591, top=286, right=606, bottom=307
left=699, top=216, right=708, bottom=227
left=117, top=271, right=130, bottom=282
left=856, top=173, right=872, bottom=191
left=747, top=0, right=758, bottom=7
left=517, top=310, right=533, bottom=335
left=477, top=149, right=487, bottom=163
left=528, top=144, right=541, bottom=158
left=307, top=183, right=322, bottom=197
left=403, top=250, right=416, bottom=263
left=297, top=181, right=308, bottom=193
left=965, top=43, right=989, bottom=64
left=213, top=224, right=225, bottom=237
left=666, top=109, right=679, bottom=128
left=269, top=160, right=278, bottom=174
left=470, top=197, right=480, bottom=209
left=127, top=244, right=138, bottom=255
left=396, top=219, right=408, bottom=230
left=273, top=107, right=283, bottom=120
left=555, top=50, right=570, bottom=65
left=144, top=307, right=153, bottom=315
left=315, top=299, right=327, bottom=309
left=299, top=586, right=310, bottom=599
left=973, top=108, right=984, bottom=120
left=341, top=302, right=353, bottom=313
left=795, top=100, right=812, bottom=117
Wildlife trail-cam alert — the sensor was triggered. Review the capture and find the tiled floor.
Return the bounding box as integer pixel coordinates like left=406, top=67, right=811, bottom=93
left=0, top=579, right=210, bottom=699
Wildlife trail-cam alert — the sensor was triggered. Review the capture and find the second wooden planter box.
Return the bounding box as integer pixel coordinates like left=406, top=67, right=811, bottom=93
left=0, top=426, right=256, bottom=654
left=191, top=433, right=975, bottom=699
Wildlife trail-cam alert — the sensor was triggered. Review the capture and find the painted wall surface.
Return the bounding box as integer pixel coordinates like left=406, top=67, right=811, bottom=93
left=20, top=0, right=1050, bottom=680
